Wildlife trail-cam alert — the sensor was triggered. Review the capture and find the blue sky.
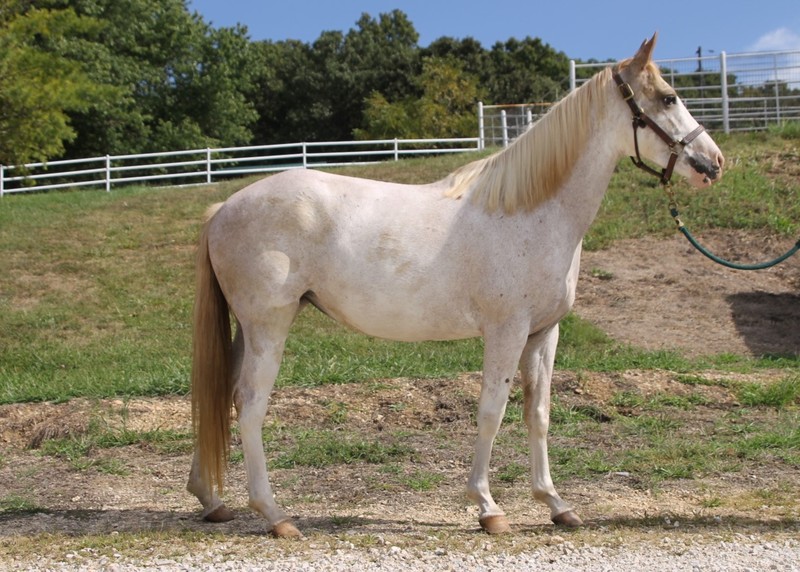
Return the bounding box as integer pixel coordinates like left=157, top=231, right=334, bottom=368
left=187, top=0, right=800, bottom=61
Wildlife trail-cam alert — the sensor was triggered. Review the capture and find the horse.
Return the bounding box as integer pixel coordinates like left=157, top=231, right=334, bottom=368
left=187, top=33, right=724, bottom=538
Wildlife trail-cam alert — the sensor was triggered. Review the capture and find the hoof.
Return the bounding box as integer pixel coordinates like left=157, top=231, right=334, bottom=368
left=271, top=519, right=303, bottom=539
left=552, top=510, right=583, bottom=528
left=203, top=505, right=235, bottom=523
left=479, top=514, right=511, bottom=535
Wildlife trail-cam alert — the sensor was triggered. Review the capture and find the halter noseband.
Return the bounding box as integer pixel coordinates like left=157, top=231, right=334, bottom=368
left=612, top=69, right=706, bottom=186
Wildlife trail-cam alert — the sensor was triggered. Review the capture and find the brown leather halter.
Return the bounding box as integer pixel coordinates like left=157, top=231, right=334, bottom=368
left=612, top=69, right=706, bottom=186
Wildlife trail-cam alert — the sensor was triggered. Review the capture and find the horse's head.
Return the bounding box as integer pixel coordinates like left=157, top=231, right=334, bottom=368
left=614, top=33, right=724, bottom=188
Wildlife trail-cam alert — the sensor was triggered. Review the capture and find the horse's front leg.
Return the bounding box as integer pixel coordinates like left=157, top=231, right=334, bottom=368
left=520, top=324, right=583, bottom=527
left=467, top=324, right=530, bottom=534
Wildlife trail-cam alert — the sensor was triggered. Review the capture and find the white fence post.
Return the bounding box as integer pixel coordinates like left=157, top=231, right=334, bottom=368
left=569, top=59, right=576, bottom=92
left=393, top=139, right=399, bottom=161
left=501, top=110, right=509, bottom=147
left=773, top=53, right=782, bottom=124
left=302, top=142, right=307, bottom=168
left=720, top=51, right=730, bottom=134
left=478, top=101, right=485, bottom=150
left=206, top=148, right=212, bottom=184
left=0, top=165, right=4, bottom=198
left=105, top=155, right=111, bottom=192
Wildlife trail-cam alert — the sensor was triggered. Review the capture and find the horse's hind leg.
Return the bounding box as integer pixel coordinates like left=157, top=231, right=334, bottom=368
left=520, top=324, right=582, bottom=527
left=235, top=303, right=303, bottom=538
left=187, top=325, right=245, bottom=523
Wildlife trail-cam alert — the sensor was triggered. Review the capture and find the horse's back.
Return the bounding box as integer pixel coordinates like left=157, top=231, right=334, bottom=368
left=209, top=169, right=447, bottom=254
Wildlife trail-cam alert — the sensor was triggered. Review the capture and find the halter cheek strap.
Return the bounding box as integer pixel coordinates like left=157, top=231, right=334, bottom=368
left=612, top=70, right=705, bottom=186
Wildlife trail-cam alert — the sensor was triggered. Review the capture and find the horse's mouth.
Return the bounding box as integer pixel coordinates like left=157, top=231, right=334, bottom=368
left=688, top=155, right=722, bottom=184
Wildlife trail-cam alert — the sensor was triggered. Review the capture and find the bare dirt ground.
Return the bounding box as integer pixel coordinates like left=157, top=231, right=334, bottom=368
left=577, top=229, right=800, bottom=358
left=1, top=230, right=799, bottom=563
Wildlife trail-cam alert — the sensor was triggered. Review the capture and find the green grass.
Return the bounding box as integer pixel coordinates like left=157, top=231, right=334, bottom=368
left=497, top=462, right=527, bottom=483
left=736, top=376, right=800, bottom=408
left=0, top=495, right=42, bottom=514
left=37, top=414, right=194, bottom=472
left=583, top=131, right=800, bottom=250
left=544, top=405, right=800, bottom=485
left=269, top=429, right=412, bottom=469
left=400, top=470, right=445, bottom=491
left=492, top=370, right=800, bottom=486
left=1, top=131, right=799, bottom=405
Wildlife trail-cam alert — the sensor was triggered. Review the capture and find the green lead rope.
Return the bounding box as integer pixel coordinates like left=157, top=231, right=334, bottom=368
left=668, top=204, right=800, bottom=271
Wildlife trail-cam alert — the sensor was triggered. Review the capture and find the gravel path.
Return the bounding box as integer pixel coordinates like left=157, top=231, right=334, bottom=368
left=5, top=538, right=799, bottom=571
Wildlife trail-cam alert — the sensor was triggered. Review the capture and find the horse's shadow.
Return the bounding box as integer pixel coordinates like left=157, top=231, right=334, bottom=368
left=1, top=508, right=797, bottom=538
left=726, top=291, right=800, bottom=358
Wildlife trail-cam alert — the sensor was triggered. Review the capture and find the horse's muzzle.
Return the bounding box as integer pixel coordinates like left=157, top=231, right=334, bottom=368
left=688, top=154, right=722, bottom=182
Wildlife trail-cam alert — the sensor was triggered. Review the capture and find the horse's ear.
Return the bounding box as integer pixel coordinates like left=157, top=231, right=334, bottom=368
left=630, top=32, right=658, bottom=71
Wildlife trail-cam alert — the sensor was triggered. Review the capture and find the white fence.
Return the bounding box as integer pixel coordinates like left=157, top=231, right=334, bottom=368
left=480, top=49, right=800, bottom=145
left=478, top=102, right=552, bottom=149
left=0, top=137, right=479, bottom=196
left=570, top=49, right=800, bottom=134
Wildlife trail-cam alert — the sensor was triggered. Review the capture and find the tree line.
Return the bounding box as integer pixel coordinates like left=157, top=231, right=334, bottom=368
left=0, top=0, right=574, bottom=166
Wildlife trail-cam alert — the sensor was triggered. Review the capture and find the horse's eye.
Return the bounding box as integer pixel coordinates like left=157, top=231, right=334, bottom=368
left=663, top=94, right=678, bottom=107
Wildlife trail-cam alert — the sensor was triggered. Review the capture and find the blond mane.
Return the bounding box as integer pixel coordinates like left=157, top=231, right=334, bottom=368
left=445, top=67, right=614, bottom=214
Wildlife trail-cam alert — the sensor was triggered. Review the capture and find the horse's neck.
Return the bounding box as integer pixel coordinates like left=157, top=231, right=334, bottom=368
left=554, top=108, right=625, bottom=241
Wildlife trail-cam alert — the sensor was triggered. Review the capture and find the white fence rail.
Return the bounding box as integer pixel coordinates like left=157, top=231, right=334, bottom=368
left=570, top=49, right=800, bottom=134
left=478, top=102, right=552, bottom=148
left=481, top=49, right=800, bottom=146
left=0, top=137, right=479, bottom=196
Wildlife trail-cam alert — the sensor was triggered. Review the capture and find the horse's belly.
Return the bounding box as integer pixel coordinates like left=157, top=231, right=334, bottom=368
left=306, top=289, right=480, bottom=343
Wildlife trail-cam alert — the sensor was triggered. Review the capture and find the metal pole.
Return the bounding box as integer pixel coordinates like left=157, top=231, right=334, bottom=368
left=501, top=110, right=509, bottom=148
left=394, top=138, right=399, bottom=161
left=774, top=54, right=782, bottom=125
left=478, top=102, right=485, bottom=150
left=302, top=143, right=307, bottom=168
left=569, top=60, right=576, bottom=92
left=105, top=155, right=111, bottom=192
left=720, top=51, right=730, bottom=134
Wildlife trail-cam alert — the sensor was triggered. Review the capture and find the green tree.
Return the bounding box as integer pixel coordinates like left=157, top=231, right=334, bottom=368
left=32, top=0, right=257, bottom=157
left=326, top=10, right=422, bottom=141
left=422, top=36, right=488, bottom=79
left=356, top=57, right=481, bottom=140
left=250, top=39, right=324, bottom=144
left=0, top=2, right=110, bottom=165
left=485, top=37, right=570, bottom=104
left=250, top=10, right=422, bottom=145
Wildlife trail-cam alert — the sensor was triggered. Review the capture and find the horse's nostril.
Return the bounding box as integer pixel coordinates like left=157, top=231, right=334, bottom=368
left=689, top=155, right=722, bottom=180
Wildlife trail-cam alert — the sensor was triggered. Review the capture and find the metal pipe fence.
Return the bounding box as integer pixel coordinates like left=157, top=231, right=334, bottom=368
left=570, top=49, right=800, bottom=134
left=0, top=137, right=480, bottom=196
left=481, top=49, right=800, bottom=146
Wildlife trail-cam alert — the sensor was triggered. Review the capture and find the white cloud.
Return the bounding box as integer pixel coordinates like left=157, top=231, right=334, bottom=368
left=749, top=28, right=800, bottom=51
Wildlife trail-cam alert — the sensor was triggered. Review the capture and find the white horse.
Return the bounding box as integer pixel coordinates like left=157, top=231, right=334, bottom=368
left=187, top=34, right=724, bottom=537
